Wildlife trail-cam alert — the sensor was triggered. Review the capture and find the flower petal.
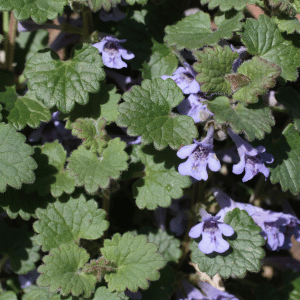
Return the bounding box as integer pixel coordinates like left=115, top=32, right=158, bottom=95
left=119, top=49, right=135, bottom=60
left=189, top=222, right=204, bottom=238
left=177, top=144, right=198, bottom=159
left=218, top=223, right=234, bottom=237
left=208, top=153, right=221, bottom=172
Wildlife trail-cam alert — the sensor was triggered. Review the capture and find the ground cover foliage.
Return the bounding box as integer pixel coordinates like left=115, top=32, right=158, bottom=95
left=1, top=0, right=300, bottom=299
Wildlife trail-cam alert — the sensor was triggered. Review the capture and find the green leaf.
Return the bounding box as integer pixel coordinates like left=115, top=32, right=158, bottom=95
left=190, top=208, right=265, bottom=278
left=101, top=232, right=166, bottom=292
left=231, top=57, right=281, bottom=104
left=200, top=0, right=258, bottom=11
left=0, top=187, right=52, bottom=220
left=268, top=0, right=297, bottom=16
left=66, top=83, right=121, bottom=124
left=264, top=124, right=300, bottom=194
left=0, top=0, right=67, bottom=23
left=117, top=78, right=197, bottom=150
left=23, top=286, right=58, bottom=300
left=0, top=291, right=17, bottom=300
left=146, top=229, right=182, bottom=263
left=193, top=45, right=239, bottom=95
left=126, top=0, right=147, bottom=4
left=67, top=138, right=129, bottom=193
left=294, top=0, right=300, bottom=13
left=25, top=141, right=76, bottom=198
left=142, top=41, right=178, bottom=79
left=133, top=145, right=191, bottom=209
left=273, top=16, right=300, bottom=34
left=33, top=194, right=108, bottom=251
left=207, top=96, right=275, bottom=141
left=275, top=87, right=300, bottom=131
left=140, top=265, right=175, bottom=300
left=88, top=0, right=121, bottom=12
left=15, top=236, right=40, bottom=275
left=0, top=223, right=38, bottom=274
left=24, top=44, right=105, bottom=113
left=164, top=10, right=243, bottom=51
left=0, top=123, right=37, bottom=192
left=8, top=91, right=51, bottom=130
left=71, top=118, right=107, bottom=153
left=241, top=15, right=300, bottom=81
left=37, top=243, right=96, bottom=297
left=93, top=286, right=127, bottom=300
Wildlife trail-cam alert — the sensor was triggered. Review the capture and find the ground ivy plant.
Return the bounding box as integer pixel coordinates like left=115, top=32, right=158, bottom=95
left=1, top=0, right=300, bottom=299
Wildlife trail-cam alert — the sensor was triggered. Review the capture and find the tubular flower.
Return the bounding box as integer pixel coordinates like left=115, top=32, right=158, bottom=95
left=92, top=36, right=134, bottom=69
left=177, top=126, right=221, bottom=181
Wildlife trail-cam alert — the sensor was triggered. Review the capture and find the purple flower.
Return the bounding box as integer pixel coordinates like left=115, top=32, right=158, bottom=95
left=177, top=94, right=213, bottom=123
left=177, top=126, right=221, bottom=181
left=197, top=281, right=239, bottom=300
left=227, top=127, right=274, bottom=182
left=213, top=189, right=300, bottom=251
left=99, top=6, right=126, bottom=22
left=176, top=279, right=205, bottom=300
left=230, top=45, right=247, bottom=73
left=19, top=269, right=39, bottom=289
left=92, top=36, right=134, bottom=69
left=189, top=209, right=234, bottom=254
left=161, top=64, right=200, bottom=94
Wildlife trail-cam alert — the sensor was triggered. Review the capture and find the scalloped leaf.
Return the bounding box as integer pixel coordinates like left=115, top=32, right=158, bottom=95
left=117, top=78, right=197, bottom=150
left=67, top=138, right=129, bottom=193
left=242, top=15, right=300, bottom=81
left=71, top=118, right=107, bottom=153
left=25, top=141, right=76, bottom=198
left=93, top=286, right=128, bottom=300
left=24, top=44, right=105, bottom=113
left=89, top=0, right=121, bottom=12
left=231, top=57, right=281, bottom=104
left=142, top=41, right=178, bottom=80
left=101, top=232, right=166, bottom=292
left=275, top=87, right=300, bottom=131
left=147, top=229, right=182, bottom=263
left=264, top=123, right=300, bottom=194
left=0, top=123, right=37, bottom=192
left=133, top=145, right=191, bottom=209
left=66, top=83, right=121, bottom=125
left=164, top=10, right=243, bottom=51
left=273, top=16, right=300, bottom=34
left=8, top=91, right=51, bottom=130
left=200, top=0, right=258, bottom=11
left=190, top=208, right=265, bottom=278
left=0, top=187, right=50, bottom=220
left=207, top=96, right=275, bottom=141
left=37, top=243, right=96, bottom=297
left=0, top=0, right=67, bottom=23
left=23, top=286, right=59, bottom=300
left=269, top=0, right=297, bottom=16
left=0, top=292, right=17, bottom=300
left=33, top=194, right=108, bottom=251
left=126, top=0, right=147, bottom=4
left=193, top=45, right=239, bottom=95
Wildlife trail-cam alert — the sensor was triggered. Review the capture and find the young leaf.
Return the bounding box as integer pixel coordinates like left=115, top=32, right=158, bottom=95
left=0, top=292, right=17, bottom=300
left=24, top=44, right=105, bottom=113
left=66, top=83, right=121, bottom=124
left=8, top=91, right=51, bottom=130
left=142, top=41, right=178, bottom=80
left=0, top=123, right=37, bottom=192
left=147, top=229, right=182, bottom=263
left=101, top=232, right=166, bottom=292
left=0, top=0, right=67, bottom=23
left=190, top=208, right=265, bottom=278
left=33, top=194, right=109, bottom=251
left=164, top=10, right=243, bottom=51
left=264, top=124, right=300, bottom=194
left=117, top=78, right=197, bottom=150
left=89, top=0, right=121, bottom=12
left=200, top=0, right=258, bottom=11
left=273, top=16, right=300, bottom=34
left=133, top=145, right=191, bottom=209
left=207, top=96, right=275, bottom=141
left=93, top=286, right=127, bottom=300
left=275, top=87, right=300, bottom=131
left=268, top=0, right=297, bottom=16
left=242, top=15, right=300, bottom=81
left=37, top=243, right=96, bottom=297
left=23, top=286, right=58, bottom=300
left=71, top=118, right=107, bottom=153
left=67, top=138, right=129, bottom=193
left=193, top=45, right=239, bottom=95
left=25, top=141, right=76, bottom=198
left=232, top=57, right=281, bottom=104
